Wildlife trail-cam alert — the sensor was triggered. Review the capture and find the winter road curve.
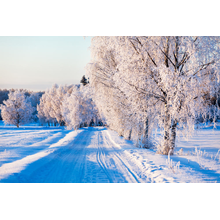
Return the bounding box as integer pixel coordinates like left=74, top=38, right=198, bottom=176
left=0, top=127, right=143, bottom=183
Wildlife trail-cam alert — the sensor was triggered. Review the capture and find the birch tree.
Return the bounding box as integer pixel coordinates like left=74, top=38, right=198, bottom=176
left=0, top=90, right=34, bottom=127
left=37, top=84, right=74, bottom=126
left=87, top=36, right=220, bottom=154
left=62, top=84, right=101, bottom=130
left=86, top=37, right=155, bottom=146
left=117, top=36, right=220, bottom=154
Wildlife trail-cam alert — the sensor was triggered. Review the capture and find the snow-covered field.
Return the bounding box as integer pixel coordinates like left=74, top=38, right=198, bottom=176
left=0, top=121, right=220, bottom=183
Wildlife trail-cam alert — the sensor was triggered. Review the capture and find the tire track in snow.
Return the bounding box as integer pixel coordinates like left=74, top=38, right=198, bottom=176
left=103, top=130, right=151, bottom=183
left=99, top=131, right=140, bottom=183
left=96, top=132, right=113, bottom=183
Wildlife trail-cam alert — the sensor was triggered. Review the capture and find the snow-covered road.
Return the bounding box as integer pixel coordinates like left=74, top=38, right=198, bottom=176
left=0, top=125, right=220, bottom=183
left=0, top=127, right=146, bottom=183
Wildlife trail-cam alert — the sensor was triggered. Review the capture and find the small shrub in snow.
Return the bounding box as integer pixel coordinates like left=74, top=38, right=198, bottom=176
left=177, top=148, right=183, bottom=156
left=135, top=135, right=155, bottom=149
left=166, top=149, right=181, bottom=173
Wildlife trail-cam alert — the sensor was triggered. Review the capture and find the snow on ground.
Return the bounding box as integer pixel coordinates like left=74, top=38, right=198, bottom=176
left=0, top=121, right=219, bottom=183
left=108, top=124, right=220, bottom=183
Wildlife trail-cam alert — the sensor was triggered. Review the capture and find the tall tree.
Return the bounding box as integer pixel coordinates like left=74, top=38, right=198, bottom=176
left=86, top=36, right=220, bottom=154
left=116, top=36, right=220, bottom=154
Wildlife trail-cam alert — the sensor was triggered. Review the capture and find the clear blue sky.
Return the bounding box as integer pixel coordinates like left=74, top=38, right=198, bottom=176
left=0, top=36, right=92, bottom=91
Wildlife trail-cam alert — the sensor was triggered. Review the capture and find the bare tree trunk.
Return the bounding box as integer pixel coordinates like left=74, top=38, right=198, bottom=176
left=163, top=103, right=171, bottom=155
left=174, top=36, right=179, bottom=71
left=143, top=118, right=148, bottom=140
left=136, top=124, right=143, bottom=147
left=170, top=120, right=177, bottom=154
left=143, top=118, right=149, bottom=148
left=164, top=37, right=170, bottom=67
left=128, top=129, right=132, bottom=140
left=16, top=113, right=20, bottom=128
left=163, top=104, right=177, bottom=155
left=119, top=129, right=124, bottom=137
left=60, top=121, right=65, bottom=126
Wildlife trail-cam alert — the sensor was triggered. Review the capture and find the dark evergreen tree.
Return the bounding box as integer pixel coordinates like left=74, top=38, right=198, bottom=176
left=80, top=75, right=88, bottom=86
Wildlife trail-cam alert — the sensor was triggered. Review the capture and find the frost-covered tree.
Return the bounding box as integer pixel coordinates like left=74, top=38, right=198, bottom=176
left=37, top=85, right=57, bottom=126
left=37, top=84, right=74, bottom=126
left=116, top=36, right=220, bottom=154
left=27, top=91, right=44, bottom=122
left=27, top=92, right=44, bottom=108
left=86, top=37, right=154, bottom=147
left=48, top=85, right=66, bottom=126
left=0, top=90, right=35, bottom=127
left=37, top=95, right=55, bottom=126
left=62, top=84, right=101, bottom=130
left=86, top=36, right=220, bottom=154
